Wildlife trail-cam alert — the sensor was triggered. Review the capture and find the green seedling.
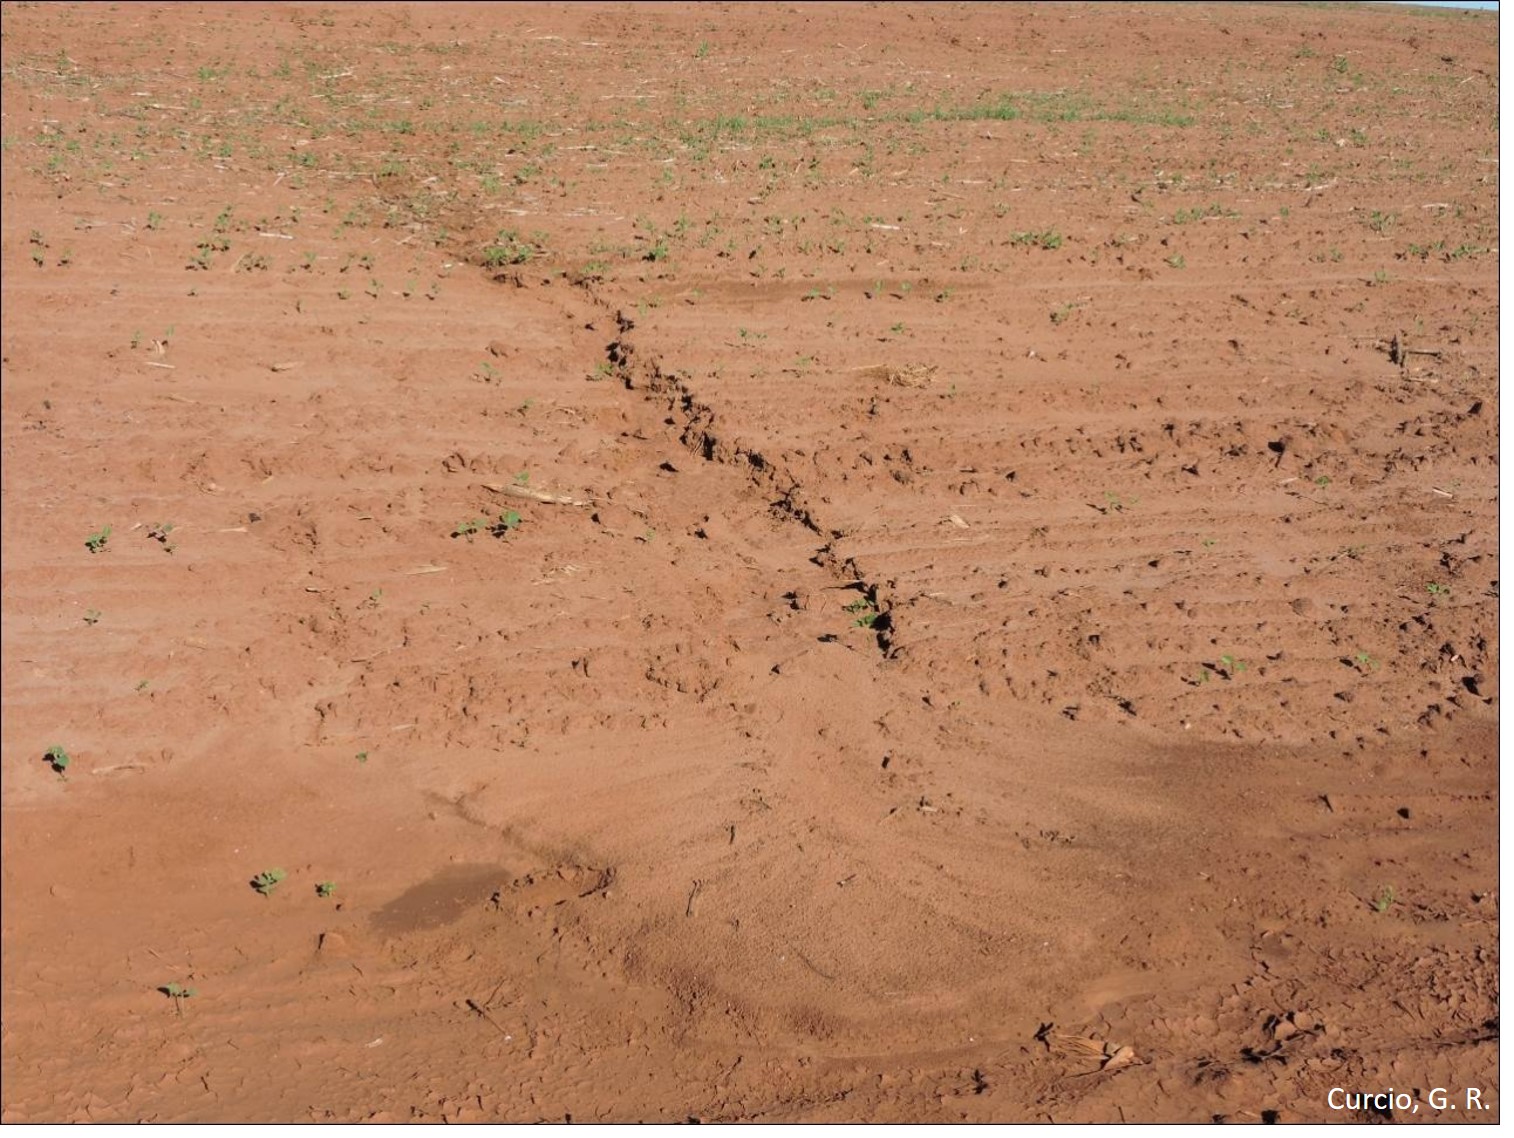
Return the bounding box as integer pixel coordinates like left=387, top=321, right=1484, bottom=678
left=356, top=751, right=369, bottom=764
left=844, top=596, right=881, bottom=628
left=251, top=868, right=287, bottom=896
left=44, top=745, right=70, bottom=778
left=1426, top=582, right=1450, bottom=598
left=83, top=609, right=101, bottom=625
left=1009, top=229, right=1063, bottom=250
left=454, top=511, right=521, bottom=540
left=1372, top=885, right=1396, bottom=913
left=513, top=470, right=531, bottom=486
left=84, top=525, right=111, bottom=554
left=1219, top=654, right=1247, bottom=675
left=159, top=982, right=197, bottom=1016
left=316, top=881, right=337, bottom=898
left=135, top=679, right=151, bottom=693
left=148, top=522, right=176, bottom=552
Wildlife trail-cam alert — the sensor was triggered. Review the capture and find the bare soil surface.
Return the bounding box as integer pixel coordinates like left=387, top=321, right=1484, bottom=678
left=1, top=1, right=1498, bottom=1123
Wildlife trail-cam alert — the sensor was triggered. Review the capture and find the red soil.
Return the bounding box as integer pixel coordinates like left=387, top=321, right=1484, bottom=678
left=1, top=1, right=1499, bottom=1122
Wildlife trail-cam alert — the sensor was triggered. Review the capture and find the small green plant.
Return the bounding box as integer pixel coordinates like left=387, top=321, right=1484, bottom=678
left=1009, top=229, right=1063, bottom=250
left=1314, top=475, right=1332, bottom=488
left=43, top=745, right=70, bottom=778
left=147, top=211, right=164, bottom=231
left=251, top=868, right=287, bottom=896
left=356, top=751, right=369, bottom=764
left=159, top=982, right=197, bottom=1016
left=1372, top=885, right=1395, bottom=913
left=147, top=522, right=176, bottom=552
left=84, top=525, right=111, bottom=554
left=135, top=679, right=151, bottom=692
left=1353, top=650, right=1377, bottom=672
left=1171, top=203, right=1231, bottom=225
left=1426, top=582, right=1450, bottom=598
left=844, top=596, right=881, bottom=628
left=1165, top=253, right=1186, bottom=269
left=482, top=229, right=542, bottom=267
left=453, top=511, right=521, bottom=540
left=513, top=470, right=531, bottom=486
left=83, top=609, right=101, bottom=625
left=316, top=881, right=337, bottom=898
left=1219, top=653, right=1247, bottom=675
